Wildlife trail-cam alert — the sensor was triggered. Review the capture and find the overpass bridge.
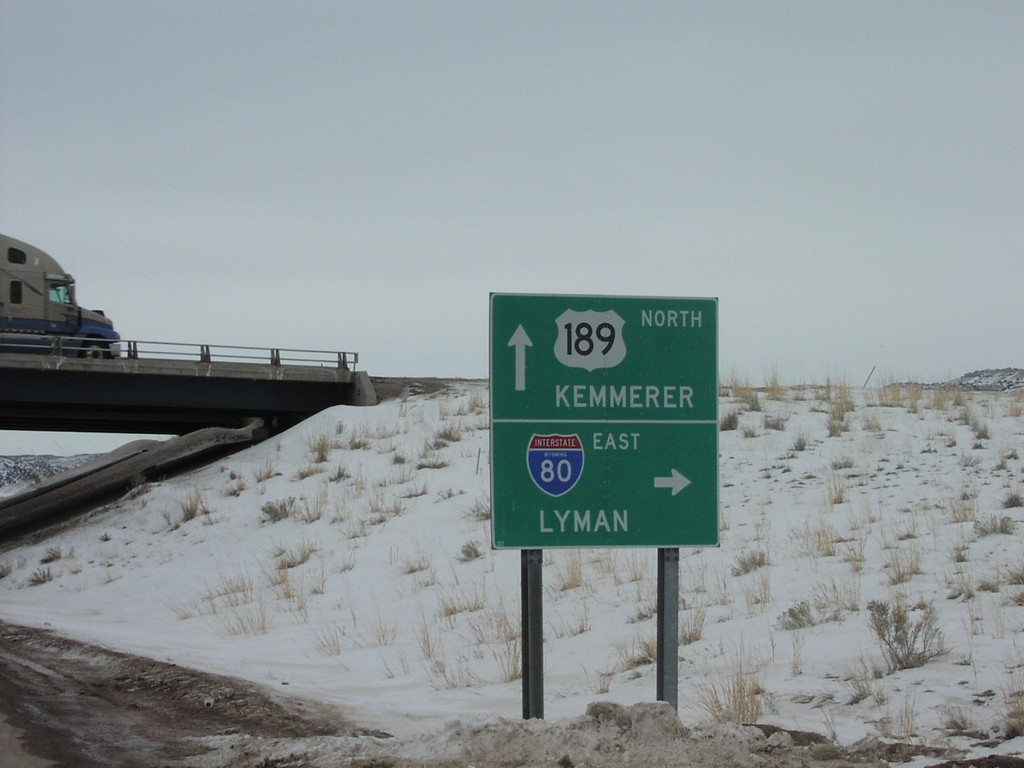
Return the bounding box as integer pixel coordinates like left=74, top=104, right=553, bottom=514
left=0, top=340, right=376, bottom=436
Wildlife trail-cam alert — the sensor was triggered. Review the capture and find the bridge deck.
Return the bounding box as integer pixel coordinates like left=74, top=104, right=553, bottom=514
left=0, top=343, right=376, bottom=435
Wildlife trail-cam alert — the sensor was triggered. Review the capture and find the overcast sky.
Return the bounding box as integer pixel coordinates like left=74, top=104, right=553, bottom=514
left=2, top=0, right=1021, bottom=391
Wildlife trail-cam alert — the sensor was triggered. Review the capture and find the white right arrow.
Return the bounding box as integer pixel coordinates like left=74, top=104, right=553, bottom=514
left=654, top=469, right=691, bottom=496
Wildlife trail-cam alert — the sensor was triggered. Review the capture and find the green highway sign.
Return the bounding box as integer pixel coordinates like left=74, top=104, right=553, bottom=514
left=490, top=293, right=719, bottom=549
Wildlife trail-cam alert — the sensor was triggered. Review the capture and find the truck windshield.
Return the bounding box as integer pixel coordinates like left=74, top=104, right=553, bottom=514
left=49, top=284, right=73, bottom=305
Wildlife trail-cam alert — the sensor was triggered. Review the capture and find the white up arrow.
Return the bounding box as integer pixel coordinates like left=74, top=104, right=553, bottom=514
left=508, top=325, right=532, bottom=391
left=654, top=469, right=691, bottom=496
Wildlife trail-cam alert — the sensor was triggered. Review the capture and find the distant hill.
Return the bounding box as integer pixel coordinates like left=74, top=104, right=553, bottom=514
left=942, top=368, right=1024, bottom=391
left=0, top=455, right=92, bottom=496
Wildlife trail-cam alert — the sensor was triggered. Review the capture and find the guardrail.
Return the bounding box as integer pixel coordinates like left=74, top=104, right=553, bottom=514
left=0, top=335, right=359, bottom=370
left=123, top=340, right=358, bottom=370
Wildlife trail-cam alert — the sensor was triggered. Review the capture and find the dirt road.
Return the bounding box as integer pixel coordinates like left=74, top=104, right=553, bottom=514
left=0, top=621, right=361, bottom=767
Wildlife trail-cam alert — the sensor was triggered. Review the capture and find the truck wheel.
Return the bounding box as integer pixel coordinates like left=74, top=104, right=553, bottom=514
left=80, top=342, right=111, bottom=359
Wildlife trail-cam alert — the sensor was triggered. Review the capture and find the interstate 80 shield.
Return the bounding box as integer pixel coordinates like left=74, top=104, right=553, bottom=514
left=526, top=433, right=585, bottom=497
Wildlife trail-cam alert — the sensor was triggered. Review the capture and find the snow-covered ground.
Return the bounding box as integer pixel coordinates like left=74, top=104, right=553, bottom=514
left=2, top=378, right=1024, bottom=764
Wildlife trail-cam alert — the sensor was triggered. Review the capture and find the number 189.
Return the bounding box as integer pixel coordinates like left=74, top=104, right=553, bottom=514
left=563, top=321, right=616, bottom=357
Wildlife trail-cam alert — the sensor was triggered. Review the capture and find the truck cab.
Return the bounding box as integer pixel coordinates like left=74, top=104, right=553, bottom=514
left=0, top=234, right=121, bottom=357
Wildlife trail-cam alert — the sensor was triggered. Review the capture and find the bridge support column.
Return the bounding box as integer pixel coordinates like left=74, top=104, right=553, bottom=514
left=349, top=372, right=378, bottom=406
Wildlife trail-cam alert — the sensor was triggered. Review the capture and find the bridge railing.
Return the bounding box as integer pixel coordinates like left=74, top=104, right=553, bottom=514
left=0, top=335, right=358, bottom=370
left=123, top=340, right=359, bottom=370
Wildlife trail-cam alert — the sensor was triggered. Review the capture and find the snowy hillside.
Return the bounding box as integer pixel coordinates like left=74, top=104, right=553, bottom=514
left=2, top=379, right=1024, bottom=765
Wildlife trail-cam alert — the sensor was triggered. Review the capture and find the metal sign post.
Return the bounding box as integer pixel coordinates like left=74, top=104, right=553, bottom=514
left=656, top=547, right=680, bottom=708
left=521, top=549, right=544, bottom=718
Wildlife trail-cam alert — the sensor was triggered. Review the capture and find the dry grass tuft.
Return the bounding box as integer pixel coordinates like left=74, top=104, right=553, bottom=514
left=695, top=666, right=765, bottom=723
left=949, top=492, right=977, bottom=524
left=28, top=567, right=53, bottom=586
left=552, top=553, right=585, bottom=592
left=307, top=430, right=334, bottom=464
left=731, top=549, right=768, bottom=576
left=720, top=409, right=740, bottom=431
left=261, top=497, right=295, bottom=523
left=1003, top=490, right=1024, bottom=509
left=457, top=540, right=484, bottom=562
left=221, top=599, right=272, bottom=636
left=975, top=514, right=1016, bottom=537
left=1004, top=667, right=1024, bottom=738
left=180, top=486, right=212, bottom=522
left=253, top=459, right=277, bottom=483
left=867, top=599, right=946, bottom=672
left=884, top=545, right=923, bottom=585
left=615, top=635, right=657, bottom=671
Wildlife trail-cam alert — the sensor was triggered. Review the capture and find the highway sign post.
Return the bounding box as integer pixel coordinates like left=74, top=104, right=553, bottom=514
left=489, top=293, right=718, bottom=716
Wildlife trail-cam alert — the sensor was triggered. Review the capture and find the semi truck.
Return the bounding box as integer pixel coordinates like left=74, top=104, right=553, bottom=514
left=0, top=233, right=121, bottom=357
